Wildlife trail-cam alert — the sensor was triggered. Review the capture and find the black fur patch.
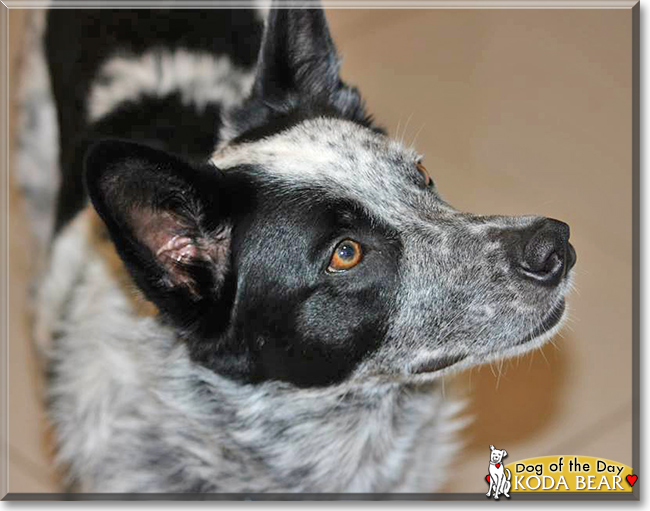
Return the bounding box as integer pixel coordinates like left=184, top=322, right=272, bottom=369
left=220, top=172, right=403, bottom=386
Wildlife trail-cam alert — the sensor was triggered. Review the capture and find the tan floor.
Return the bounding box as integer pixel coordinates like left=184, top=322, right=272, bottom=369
left=6, top=7, right=635, bottom=494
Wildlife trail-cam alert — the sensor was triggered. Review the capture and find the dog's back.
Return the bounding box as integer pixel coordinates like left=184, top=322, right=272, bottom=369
left=46, top=9, right=264, bottom=233
left=16, top=9, right=263, bottom=251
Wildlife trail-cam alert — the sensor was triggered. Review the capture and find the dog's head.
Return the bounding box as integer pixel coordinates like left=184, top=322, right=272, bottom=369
left=84, top=8, right=576, bottom=387
left=490, top=445, right=508, bottom=464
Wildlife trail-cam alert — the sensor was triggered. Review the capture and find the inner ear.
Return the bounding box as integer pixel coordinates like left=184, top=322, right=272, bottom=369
left=85, top=139, right=231, bottom=306
left=128, top=206, right=230, bottom=298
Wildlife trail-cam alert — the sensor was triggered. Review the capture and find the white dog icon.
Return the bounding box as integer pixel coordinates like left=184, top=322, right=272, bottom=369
left=486, top=445, right=511, bottom=499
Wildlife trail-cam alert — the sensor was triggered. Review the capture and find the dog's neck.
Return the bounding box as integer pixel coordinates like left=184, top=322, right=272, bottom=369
left=181, top=368, right=455, bottom=491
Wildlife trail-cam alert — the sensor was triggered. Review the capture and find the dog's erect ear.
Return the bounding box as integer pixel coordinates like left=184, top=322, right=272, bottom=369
left=253, top=8, right=341, bottom=99
left=225, top=6, right=380, bottom=142
left=232, top=7, right=373, bottom=130
left=490, top=445, right=495, bottom=451
left=84, top=140, right=233, bottom=329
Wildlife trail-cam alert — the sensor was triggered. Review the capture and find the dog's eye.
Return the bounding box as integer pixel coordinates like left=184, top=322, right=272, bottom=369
left=328, top=239, right=363, bottom=273
left=416, top=161, right=434, bottom=190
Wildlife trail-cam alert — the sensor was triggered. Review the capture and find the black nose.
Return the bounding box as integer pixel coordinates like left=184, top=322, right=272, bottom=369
left=516, top=219, right=576, bottom=286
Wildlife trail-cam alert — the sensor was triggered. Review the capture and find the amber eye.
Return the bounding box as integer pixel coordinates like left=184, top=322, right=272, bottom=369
left=416, top=161, right=434, bottom=189
left=327, top=239, right=363, bottom=273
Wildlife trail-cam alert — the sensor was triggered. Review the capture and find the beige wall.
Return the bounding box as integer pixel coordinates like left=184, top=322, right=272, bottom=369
left=7, top=7, right=634, bottom=494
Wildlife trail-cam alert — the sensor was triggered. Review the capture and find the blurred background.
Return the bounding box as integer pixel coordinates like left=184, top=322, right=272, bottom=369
left=7, top=7, right=633, bottom=493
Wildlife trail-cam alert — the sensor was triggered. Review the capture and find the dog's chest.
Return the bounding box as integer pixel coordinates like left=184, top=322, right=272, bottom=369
left=490, top=464, right=504, bottom=474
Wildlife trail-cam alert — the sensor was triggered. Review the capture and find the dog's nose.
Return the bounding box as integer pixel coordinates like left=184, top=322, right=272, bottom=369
left=515, top=219, right=576, bottom=286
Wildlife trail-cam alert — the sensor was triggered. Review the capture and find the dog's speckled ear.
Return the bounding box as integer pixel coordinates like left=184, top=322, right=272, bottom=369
left=84, top=140, right=232, bottom=316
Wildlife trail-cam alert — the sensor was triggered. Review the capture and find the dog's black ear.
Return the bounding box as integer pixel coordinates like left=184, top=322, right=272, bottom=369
left=229, top=6, right=374, bottom=134
left=253, top=8, right=342, bottom=99
left=84, top=140, right=233, bottom=331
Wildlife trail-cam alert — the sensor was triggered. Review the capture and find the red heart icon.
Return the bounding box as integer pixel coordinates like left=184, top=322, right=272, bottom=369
left=496, top=463, right=501, bottom=468
left=626, top=474, right=638, bottom=487
left=486, top=475, right=490, bottom=484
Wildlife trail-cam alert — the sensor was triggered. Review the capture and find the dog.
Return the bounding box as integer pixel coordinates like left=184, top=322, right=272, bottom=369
left=486, top=445, right=511, bottom=499
left=15, top=4, right=576, bottom=493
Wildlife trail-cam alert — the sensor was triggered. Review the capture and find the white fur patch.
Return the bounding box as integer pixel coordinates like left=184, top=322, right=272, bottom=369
left=213, top=117, right=436, bottom=228
left=88, top=49, right=255, bottom=122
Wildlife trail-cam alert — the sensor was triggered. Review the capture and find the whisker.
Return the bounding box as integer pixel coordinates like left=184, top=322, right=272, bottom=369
left=401, top=112, right=414, bottom=146
left=409, top=122, right=426, bottom=150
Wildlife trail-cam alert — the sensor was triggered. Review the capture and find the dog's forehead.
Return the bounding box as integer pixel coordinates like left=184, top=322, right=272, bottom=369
left=212, top=118, right=446, bottom=225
